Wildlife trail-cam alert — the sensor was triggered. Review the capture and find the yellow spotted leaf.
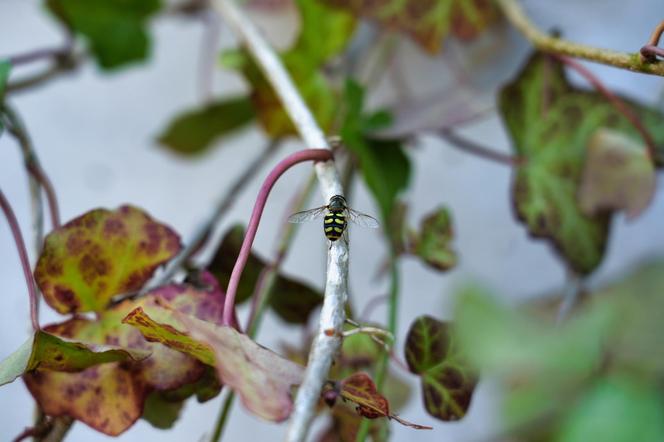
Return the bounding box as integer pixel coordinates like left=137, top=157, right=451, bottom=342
left=25, top=362, right=146, bottom=435
left=35, top=205, right=181, bottom=313
left=24, top=274, right=225, bottom=436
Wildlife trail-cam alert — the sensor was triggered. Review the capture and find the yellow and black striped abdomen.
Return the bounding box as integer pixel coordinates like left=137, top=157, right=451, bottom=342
left=323, top=210, right=346, bottom=241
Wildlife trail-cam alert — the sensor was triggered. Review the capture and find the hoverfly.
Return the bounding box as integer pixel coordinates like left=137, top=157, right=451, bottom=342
left=288, top=195, right=379, bottom=242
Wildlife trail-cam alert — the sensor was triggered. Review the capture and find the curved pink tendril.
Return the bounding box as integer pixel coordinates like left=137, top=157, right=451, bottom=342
left=0, top=189, right=39, bottom=331
left=222, top=149, right=334, bottom=327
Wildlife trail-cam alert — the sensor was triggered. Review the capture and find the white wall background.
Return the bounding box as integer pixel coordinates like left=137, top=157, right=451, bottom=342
left=1, top=0, right=663, bottom=440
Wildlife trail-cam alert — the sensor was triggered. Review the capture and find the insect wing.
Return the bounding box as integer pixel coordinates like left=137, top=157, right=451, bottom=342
left=347, top=208, right=379, bottom=228
left=287, top=206, right=327, bottom=224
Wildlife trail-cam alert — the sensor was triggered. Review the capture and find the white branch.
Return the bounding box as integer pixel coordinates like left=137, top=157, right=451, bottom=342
left=211, top=1, right=348, bottom=441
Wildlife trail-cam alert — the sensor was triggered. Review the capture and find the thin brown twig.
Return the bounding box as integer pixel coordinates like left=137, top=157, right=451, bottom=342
left=13, top=427, right=37, bottom=442
left=496, top=0, right=664, bottom=76
left=12, top=415, right=53, bottom=442
left=6, top=51, right=82, bottom=95
left=554, top=55, right=657, bottom=160
left=36, top=416, right=73, bottom=442
left=640, top=20, right=664, bottom=62
left=438, top=128, right=523, bottom=166
left=4, top=37, right=74, bottom=67
left=3, top=105, right=61, bottom=229
left=26, top=162, right=61, bottom=229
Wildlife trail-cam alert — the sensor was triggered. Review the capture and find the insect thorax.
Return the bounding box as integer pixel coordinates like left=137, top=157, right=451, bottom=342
left=328, top=195, right=346, bottom=211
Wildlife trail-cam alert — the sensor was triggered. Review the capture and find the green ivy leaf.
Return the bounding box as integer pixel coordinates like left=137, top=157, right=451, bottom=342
left=209, top=225, right=323, bottom=324
left=244, top=53, right=337, bottom=137
left=157, top=97, right=254, bottom=155
left=34, top=205, right=181, bottom=314
left=499, top=52, right=664, bottom=274
left=341, top=80, right=410, bottom=221
left=454, top=265, right=664, bottom=438
left=455, top=286, right=611, bottom=380
left=411, top=207, right=456, bottom=271
left=46, top=0, right=161, bottom=69
left=454, top=286, right=614, bottom=431
left=219, top=0, right=354, bottom=138
left=322, top=0, right=498, bottom=53
left=404, top=315, right=477, bottom=421
left=557, top=376, right=664, bottom=442
left=591, top=260, right=664, bottom=376
left=290, top=0, right=356, bottom=69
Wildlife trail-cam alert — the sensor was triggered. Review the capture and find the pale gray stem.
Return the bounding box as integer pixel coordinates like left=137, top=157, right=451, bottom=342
left=27, top=175, right=44, bottom=256
left=211, top=1, right=348, bottom=440
left=556, top=271, right=584, bottom=324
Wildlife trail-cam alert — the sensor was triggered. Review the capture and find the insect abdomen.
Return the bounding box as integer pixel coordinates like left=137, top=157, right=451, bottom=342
left=323, top=210, right=346, bottom=241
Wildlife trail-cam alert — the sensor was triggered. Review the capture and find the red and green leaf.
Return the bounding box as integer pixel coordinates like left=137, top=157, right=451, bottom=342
left=35, top=205, right=181, bottom=314
left=124, top=306, right=305, bottom=421
left=499, top=52, right=664, bottom=274
left=24, top=276, right=224, bottom=436
left=411, top=207, right=456, bottom=271
left=337, top=372, right=431, bottom=429
left=405, top=316, right=477, bottom=421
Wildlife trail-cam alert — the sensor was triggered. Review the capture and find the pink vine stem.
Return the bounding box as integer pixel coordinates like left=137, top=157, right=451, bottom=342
left=0, top=189, right=39, bottom=331
left=222, top=149, right=334, bottom=327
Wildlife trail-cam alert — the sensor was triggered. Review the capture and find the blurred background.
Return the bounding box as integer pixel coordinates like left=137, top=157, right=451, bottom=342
left=1, top=0, right=664, bottom=440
